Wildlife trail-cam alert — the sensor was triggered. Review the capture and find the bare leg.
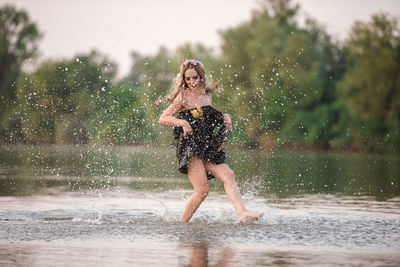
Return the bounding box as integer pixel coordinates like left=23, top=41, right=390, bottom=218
left=204, top=162, right=264, bottom=222
left=180, top=156, right=209, bottom=222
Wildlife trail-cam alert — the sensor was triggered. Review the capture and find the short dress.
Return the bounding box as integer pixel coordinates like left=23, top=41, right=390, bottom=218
left=173, top=105, right=227, bottom=179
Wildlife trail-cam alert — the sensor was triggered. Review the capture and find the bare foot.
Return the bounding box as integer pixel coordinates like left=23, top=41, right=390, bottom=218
left=237, top=211, right=264, bottom=223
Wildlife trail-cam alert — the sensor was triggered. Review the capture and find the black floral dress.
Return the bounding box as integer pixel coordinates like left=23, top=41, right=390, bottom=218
left=173, top=105, right=227, bottom=179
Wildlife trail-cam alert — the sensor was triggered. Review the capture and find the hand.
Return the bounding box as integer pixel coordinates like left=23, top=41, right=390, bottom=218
left=182, top=120, right=193, bottom=136
left=223, top=114, right=232, bottom=131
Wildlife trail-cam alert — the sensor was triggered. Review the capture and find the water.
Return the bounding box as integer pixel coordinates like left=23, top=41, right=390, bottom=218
left=1, top=145, right=400, bottom=266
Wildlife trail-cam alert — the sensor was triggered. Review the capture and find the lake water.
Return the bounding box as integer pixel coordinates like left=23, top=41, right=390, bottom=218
left=0, top=145, right=399, bottom=266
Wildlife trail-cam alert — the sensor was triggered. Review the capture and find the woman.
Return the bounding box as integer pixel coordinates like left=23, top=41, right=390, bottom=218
left=159, top=59, right=263, bottom=223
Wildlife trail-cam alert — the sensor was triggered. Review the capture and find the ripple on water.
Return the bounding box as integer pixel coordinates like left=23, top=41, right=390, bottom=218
left=0, top=191, right=399, bottom=250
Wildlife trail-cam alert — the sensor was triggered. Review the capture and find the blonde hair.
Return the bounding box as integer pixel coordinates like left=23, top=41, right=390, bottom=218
left=158, top=59, right=218, bottom=104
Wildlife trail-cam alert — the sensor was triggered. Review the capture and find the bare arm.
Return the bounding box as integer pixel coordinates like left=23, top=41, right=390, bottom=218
left=159, top=93, right=193, bottom=136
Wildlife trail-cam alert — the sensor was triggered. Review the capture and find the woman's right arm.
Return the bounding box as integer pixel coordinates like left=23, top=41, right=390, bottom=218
left=159, top=93, right=193, bottom=135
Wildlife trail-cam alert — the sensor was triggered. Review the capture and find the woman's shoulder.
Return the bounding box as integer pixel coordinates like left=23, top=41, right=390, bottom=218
left=171, top=92, right=184, bottom=107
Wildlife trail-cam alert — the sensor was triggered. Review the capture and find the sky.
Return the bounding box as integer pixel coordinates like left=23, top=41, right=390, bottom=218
left=1, top=0, right=400, bottom=78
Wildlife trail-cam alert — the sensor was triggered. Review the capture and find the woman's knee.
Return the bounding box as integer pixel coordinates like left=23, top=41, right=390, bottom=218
left=223, top=168, right=236, bottom=184
left=195, top=185, right=209, bottom=198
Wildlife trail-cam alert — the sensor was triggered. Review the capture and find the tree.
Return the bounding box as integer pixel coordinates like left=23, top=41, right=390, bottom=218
left=338, top=13, right=400, bottom=152
left=89, top=80, right=147, bottom=145
left=0, top=4, right=41, bottom=141
left=218, top=0, right=345, bottom=148
left=15, top=50, right=117, bottom=144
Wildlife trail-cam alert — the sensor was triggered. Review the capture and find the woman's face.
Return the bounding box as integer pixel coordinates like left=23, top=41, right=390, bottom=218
left=184, top=68, right=200, bottom=90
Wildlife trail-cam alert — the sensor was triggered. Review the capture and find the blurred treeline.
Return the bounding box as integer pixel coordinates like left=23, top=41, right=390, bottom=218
left=1, top=0, right=399, bottom=153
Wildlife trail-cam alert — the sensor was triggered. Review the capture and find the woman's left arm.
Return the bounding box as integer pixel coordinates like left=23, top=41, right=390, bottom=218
left=223, top=113, right=232, bottom=131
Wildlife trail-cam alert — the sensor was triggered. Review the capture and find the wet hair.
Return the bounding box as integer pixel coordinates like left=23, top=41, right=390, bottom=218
left=158, top=59, right=218, bottom=104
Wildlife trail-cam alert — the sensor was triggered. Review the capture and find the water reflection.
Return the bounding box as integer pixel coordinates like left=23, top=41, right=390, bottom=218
left=2, top=240, right=399, bottom=266
left=187, top=242, right=234, bottom=267
left=1, top=146, right=400, bottom=267
left=0, top=145, right=399, bottom=200
left=189, top=243, right=209, bottom=267
left=1, top=189, right=399, bottom=266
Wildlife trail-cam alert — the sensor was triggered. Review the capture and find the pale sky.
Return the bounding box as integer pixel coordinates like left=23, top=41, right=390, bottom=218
left=1, top=0, right=399, bottom=78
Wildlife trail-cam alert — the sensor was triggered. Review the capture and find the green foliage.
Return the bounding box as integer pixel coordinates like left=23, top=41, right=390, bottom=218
left=88, top=81, right=147, bottom=145
left=0, top=4, right=41, bottom=142
left=338, top=13, right=400, bottom=152
left=218, top=0, right=345, bottom=148
left=0, top=1, right=398, bottom=153
left=14, top=50, right=118, bottom=144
